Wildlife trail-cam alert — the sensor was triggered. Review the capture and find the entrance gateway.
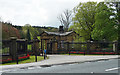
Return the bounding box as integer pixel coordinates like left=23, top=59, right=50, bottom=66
left=38, top=26, right=78, bottom=54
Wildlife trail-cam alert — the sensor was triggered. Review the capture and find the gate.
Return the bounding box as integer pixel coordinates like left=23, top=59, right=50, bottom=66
left=47, top=41, right=58, bottom=54
left=2, top=37, right=28, bottom=62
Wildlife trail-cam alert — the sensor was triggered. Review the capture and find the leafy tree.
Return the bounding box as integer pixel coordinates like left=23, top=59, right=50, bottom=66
left=114, top=2, right=120, bottom=51
left=26, top=29, right=31, bottom=41
left=69, top=2, right=97, bottom=41
left=13, top=25, right=22, bottom=30
left=22, top=24, right=39, bottom=40
left=33, top=28, right=39, bottom=38
left=19, top=30, right=25, bottom=39
left=91, top=2, right=118, bottom=41
left=105, top=2, right=120, bottom=52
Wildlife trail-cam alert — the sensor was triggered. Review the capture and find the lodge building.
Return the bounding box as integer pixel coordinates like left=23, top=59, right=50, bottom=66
left=39, top=26, right=78, bottom=53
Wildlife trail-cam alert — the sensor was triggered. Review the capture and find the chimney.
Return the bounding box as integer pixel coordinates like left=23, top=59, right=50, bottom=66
left=59, top=26, right=64, bottom=33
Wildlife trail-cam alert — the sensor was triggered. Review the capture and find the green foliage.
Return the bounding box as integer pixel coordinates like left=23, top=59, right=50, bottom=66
left=70, top=2, right=97, bottom=41
left=19, top=30, right=25, bottom=39
left=70, top=2, right=118, bottom=42
left=13, top=25, right=22, bottom=30
left=91, top=2, right=118, bottom=41
left=22, top=24, right=39, bottom=40
left=27, top=29, right=31, bottom=41
left=27, top=45, right=32, bottom=50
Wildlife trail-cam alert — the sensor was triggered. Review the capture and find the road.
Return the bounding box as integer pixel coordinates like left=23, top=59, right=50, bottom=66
left=2, top=58, right=119, bottom=74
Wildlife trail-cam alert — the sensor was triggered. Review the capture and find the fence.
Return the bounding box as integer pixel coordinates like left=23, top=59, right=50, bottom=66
left=47, top=41, right=119, bottom=54
left=1, top=37, right=42, bottom=64
left=2, top=37, right=28, bottom=62
left=27, top=38, right=40, bottom=55
left=27, top=41, right=33, bottom=55
left=17, top=39, right=27, bottom=55
left=2, top=40, right=11, bottom=55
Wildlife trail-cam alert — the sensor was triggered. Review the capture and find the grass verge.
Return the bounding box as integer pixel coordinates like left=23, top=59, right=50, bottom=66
left=1, top=56, right=48, bottom=65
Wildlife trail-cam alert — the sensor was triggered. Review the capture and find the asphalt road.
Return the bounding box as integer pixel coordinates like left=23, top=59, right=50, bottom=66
left=2, top=58, right=119, bottom=74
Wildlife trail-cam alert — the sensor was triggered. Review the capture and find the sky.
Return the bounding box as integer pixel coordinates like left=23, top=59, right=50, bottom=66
left=0, top=0, right=104, bottom=28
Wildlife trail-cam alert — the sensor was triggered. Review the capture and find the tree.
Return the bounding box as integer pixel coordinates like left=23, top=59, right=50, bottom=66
left=70, top=2, right=97, bottom=41
left=91, top=2, right=118, bottom=41
left=26, top=29, right=31, bottom=41
left=22, top=24, right=39, bottom=40
left=115, top=2, right=120, bottom=52
left=19, top=30, right=25, bottom=39
left=106, top=2, right=120, bottom=52
left=2, top=22, right=21, bottom=39
left=58, top=9, right=72, bottom=31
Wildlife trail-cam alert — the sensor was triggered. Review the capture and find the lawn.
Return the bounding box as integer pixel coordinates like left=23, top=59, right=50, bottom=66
left=27, top=45, right=32, bottom=50
left=1, top=56, right=48, bottom=65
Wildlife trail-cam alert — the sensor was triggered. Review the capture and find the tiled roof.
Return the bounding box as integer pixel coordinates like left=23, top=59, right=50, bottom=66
left=40, top=31, right=77, bottom=36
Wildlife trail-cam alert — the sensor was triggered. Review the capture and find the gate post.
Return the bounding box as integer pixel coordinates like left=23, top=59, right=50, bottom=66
left=41, top=39, right=43, bottom=51
left=113, top=41, right=118, bottom=54
left=50, top=42, right=52, bottom=54
left=25, top=39, right=28, bottom=55
left=87, top=40, right=90, bottom=54
left=33, top=37, right=40, bottom=62
left=10, top=37, right=17, bottom=61
left=67, top=42, right=70, bottom=55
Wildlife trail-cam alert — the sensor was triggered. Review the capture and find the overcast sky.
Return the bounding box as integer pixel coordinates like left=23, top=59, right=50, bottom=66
left=0, top=0, right=104, bottom=28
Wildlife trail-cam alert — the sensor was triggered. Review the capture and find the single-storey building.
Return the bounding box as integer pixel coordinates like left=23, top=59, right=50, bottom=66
left=39, top=26, right=78, bottom=53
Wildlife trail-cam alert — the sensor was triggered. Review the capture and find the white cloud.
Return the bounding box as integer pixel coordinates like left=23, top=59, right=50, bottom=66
left=0, top=0, right=104, bottom=27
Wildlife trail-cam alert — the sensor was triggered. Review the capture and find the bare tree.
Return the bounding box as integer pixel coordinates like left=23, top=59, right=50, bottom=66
left=58, top=9, right=72, bottom=31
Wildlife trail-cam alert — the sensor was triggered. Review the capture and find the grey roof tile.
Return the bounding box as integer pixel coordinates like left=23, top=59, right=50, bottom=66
left=44, top=31, right=74, bottom=36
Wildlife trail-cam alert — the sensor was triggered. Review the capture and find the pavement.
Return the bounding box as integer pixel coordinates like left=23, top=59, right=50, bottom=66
left=0, top=55, right=119, bottom=71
